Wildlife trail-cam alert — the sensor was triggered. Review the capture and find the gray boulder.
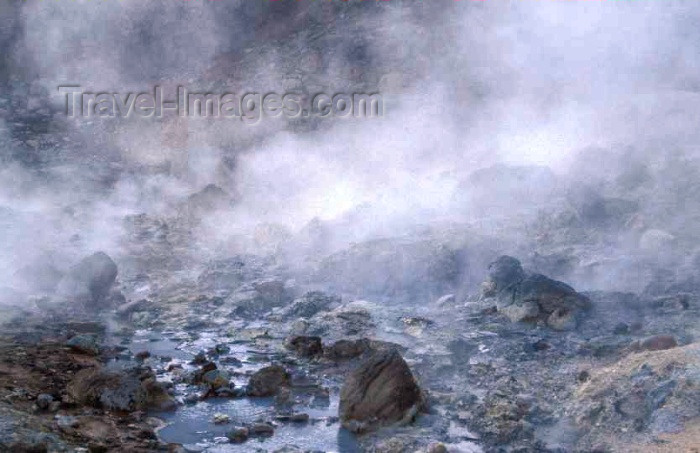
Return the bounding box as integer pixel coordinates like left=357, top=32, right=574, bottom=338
left=485, top=255, right=590, bottom=331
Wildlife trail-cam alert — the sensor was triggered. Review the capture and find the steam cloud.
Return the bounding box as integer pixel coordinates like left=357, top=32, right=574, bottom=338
left=1, top=0, right=700, bottom=304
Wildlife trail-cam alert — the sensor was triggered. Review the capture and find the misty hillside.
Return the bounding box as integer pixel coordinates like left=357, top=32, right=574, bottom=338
left=1, top=2, right=700, bottom=452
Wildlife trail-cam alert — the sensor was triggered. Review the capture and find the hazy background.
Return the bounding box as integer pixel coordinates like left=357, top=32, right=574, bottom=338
left=2, top=0, right=700, bottom=302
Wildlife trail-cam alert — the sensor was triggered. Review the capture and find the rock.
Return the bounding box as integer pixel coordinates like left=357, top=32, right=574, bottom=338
left=226, top=427, right=249, bottom=443
left=56, top=415, right=80, bottom=431
left=227, top=278, right=292, bottom=317
left=66, top=367, right=175, bottom=412
left=35, top=393, right=53, bottom=410
left=285, top=336, right=323, bottom=358
left=282, top=291, right=340, bottom=319
left=613, top=322, right=630, bottom=335
left=290, top=413, right=309, bottom=423
left=325, top=338, right=371, bottom=361
left=304, top=301, right=376, bottom=339
left=339, top=349, right=423, bottom=433
left=484, top=256, right=590, bottom=330
left=135, top=351, right=151, bottom=361
left=632, top=335, right=678, bottom=352
left=191, top=352, right=208, bottom=365
left=202, top=369, right=231, bottom=390
left=66, top=334, right=99, bottom=355
left=248, top=423, right=275, bottom=437
left=212, top=413, right=230, bottom=424
left=276, top=412, right=310, bottom=423
left=247, top=365, right=290, bottom=397
left=183, top=393, right=200, bottom=405
left=427, top=443, right=449, bottom=453
left=56, top=252, right=118, bottom=310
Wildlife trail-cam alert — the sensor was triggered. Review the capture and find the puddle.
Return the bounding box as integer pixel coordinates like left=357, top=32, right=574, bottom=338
left=155, top=397, right=360, bottom=452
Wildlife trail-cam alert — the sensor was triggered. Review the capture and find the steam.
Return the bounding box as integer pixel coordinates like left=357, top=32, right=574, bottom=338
left=2, top=1, right=700, bottom=301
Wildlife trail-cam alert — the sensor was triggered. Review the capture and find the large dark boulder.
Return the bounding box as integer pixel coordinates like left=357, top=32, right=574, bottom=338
left=339, top=349, right=423, bottom=433
left=484, top=255, right=590, bottom=331
left=56, top=252, right=118, bottom=310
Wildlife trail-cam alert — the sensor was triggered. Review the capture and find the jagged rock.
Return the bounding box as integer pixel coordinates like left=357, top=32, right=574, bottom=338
left=247, top=365, right=290, bottom=397
left=285, top=336, right=323, bottom=358
left=484, top=256, right=590, bottom=330
left=56, top=252, right=118, bottom=310
left=339, top=349, right=423, bottom=433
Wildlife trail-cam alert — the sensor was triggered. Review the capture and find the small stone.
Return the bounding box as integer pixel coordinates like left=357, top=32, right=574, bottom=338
left=135, top=350, right=151, bottom=361
left=613, top=322, right=630, bottom=335
left=532, top=339, right=551, bottom=352
left=212, top=413, right=230, bottom=424
left=36, top=393, right=54, bottom=410
left=427, top=443, right=448, bottom=453
left=184, top=393, right=200, bottom=405
left=88, top=442, right=108, bottom=453
left=191, top=351, right=208, bottom=365
left=578, top=370, right=590, bottom=383
left=56, top=415, right=80, bottom=431
left=215, top=343, right=231, bottom=354
left=226, top=427, right=249, bottom=443
left=290, top=413, right=309, bottom=423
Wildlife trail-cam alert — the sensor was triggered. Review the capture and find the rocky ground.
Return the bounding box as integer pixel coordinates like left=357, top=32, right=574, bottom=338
left=1, top=201, right=700, bottom=453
